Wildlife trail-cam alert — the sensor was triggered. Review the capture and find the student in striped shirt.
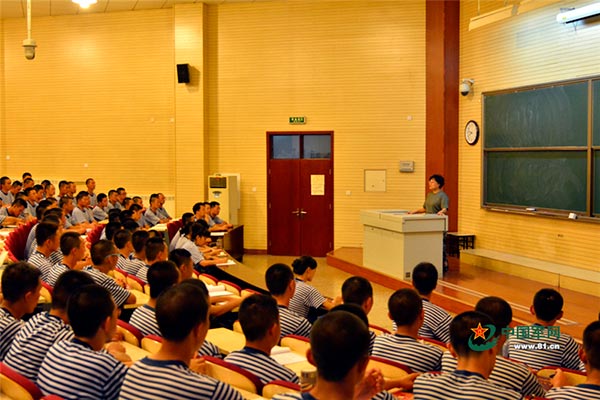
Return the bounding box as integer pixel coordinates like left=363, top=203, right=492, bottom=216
left=46, top=232, right=89, bottom=287
left=265, top=263, right=312, bottom=339
left=37, top=284, right=128, bottom=400
left=27, top=221, right=61, bottom=282
left=342, top=276, right=378, bottom=353
left=135, top=236, right=168, bottom=283
left=441, top=296, right=546, bottom=397
left=124, top=230, right=149, bottom=276
left=289, top=256, right=341, bottom=322
left=224, top=294, right=300, bottom=385
left=28, top=208, right=67, bottom=263
left=5, top=270, right=94, bottom=381
left=0, top=262, right=42, bottom=360
left=504, top=288, right=585, bottom=371
left=372, top=288, right=443, bottom=372
left=84, top=239, right=136, bottom=307
left=407, top=262, right=452, bottom=343
left=24, top=199, right=55, bottom=257
left=114, top=229, right=135, bottom=272
left=414, top=311, right=523, bottom=400
left=120, top=281, right=243, bottom=400
left=546, top=320, right=600, bottom=399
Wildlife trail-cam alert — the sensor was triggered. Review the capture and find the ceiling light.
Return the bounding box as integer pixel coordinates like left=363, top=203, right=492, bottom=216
left=72, top=0, right=98, bottom=9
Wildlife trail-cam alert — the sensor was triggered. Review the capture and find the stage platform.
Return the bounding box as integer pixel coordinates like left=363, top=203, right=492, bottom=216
left=327, top=247, right=599, bottom=341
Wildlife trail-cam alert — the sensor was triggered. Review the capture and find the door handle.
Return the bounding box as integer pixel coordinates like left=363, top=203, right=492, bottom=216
left=299, top=209, right=307, bottom=215
left=291, top=208, right=300, bottom=216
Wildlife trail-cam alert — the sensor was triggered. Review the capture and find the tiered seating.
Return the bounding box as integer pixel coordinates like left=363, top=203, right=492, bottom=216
left=4, top=219, right=36, bottom=261
left=0, top=361, right=43, bottom=400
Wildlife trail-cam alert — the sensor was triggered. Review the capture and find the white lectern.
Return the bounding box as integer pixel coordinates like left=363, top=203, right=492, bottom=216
left=360, top=210, right=447, bottom=280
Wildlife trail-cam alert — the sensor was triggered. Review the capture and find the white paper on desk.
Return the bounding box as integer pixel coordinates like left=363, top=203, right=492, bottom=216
left=207, top=285, right=226, bottom=292
left=270, top=348, right=307, bottom=365
left=217, top=259, right=236, bottom=266
left=211, top=231, right=226, bottom=237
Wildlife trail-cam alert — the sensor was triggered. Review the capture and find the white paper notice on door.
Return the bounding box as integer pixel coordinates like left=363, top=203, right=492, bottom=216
left=311, top=174, right=325, bottom=196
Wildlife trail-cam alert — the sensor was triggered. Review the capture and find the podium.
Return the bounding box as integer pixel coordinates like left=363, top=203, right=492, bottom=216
left=360, top=210, right=447, bottom=280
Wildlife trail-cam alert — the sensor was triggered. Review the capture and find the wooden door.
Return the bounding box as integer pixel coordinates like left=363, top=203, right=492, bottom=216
left=267, top=132, right=333, bottom=257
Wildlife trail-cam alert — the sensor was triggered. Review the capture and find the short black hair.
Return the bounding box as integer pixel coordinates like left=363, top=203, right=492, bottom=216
left=148, top=261, right=179, bottom=299
left=329, top=303, right=369, bottom=327
left=35, top=199, right=53, bottom=220
left=292, top=256, right=317, bottom=275
left=412, top=262, right=438, bottom=295
left=60, top=231, right=83, bottom=256
left=388, top=288, right=422, bottom=327
left=341, top=276, right=373, bottom=306
left=12, top=198, right=27, bottom=208
left=35, top=221, right=59, bottom=246
left=0, top=176, right=10, bottom=185
left=97, top=193, right=107, bottom=203
left=58, top=196, right=73, bottom=209
left=68, top=284, right=114, bottom=338
left=104, top=222, right=122, bottom=241
left=209, top=201, right=220, bottom=208
left=156, top=281, right=209, bottom=342
left=533, top=288, right=564, bottom=322
left=169, top=248, right=192, bottom=269
left=190, top=223, right=210, bottom=242
left=181, top=212, right=194, bottom=225
left=132, top=230, right=150, bottom=253
left=129, top=204, right=142, bottom=213
left=239, top=294, right=279, bottom=342
left=52, top=270, right=94, bottom=310
left=85, top=178, right=94, bottom=185
left=145, top=237, right=166, bottom=262
left=0, top=262, right=41, bottom=302
left=583, top=320, right=600, bottom=370
left=311, top=311, right=370, bottom=382
left=113, top=229, right=132, bottom=250
left=429, top=174, right=445, bottom=188
left=450, top=311, right=496, bottom=357
left=475, top=296, right=513, bottom=332
left=91, top=240, right=116, bottom=266
left=75, top=191, right=89, bottom=202
left=192, top=202, right=203, bottom=213
left=265, top=263, right=294, bottom=296
left=107, top=209, right=121, bottom=223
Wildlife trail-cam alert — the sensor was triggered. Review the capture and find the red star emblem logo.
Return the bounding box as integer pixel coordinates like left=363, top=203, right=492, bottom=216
left=471, top=323, right=488, bottom=340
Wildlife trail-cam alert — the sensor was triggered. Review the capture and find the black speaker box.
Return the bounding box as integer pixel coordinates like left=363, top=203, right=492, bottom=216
left=177, top=63, right=190, bottom=84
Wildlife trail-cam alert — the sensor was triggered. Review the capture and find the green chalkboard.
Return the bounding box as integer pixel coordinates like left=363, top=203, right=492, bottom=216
left=593, top=80, right=600, bottom=146
left=484, top=151, right=587, bottom=212
left=484, top=82, right=588, bottom=148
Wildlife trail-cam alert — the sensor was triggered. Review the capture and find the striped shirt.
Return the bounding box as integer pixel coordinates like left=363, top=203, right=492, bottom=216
left=124, top=256, right=145, bottom=276
left=46, top=263, right=70, bottom=287
left=441, top=351, right=545, bottom=397
left=135, top=264, right=149, bottom=283
left=129, top=304, right=221, bottom=358
left=37, top=338, right=128, bottom=400
left=278, top=305, right=312, bottom=339
left=83, top=266, right=131, bottom=307
left=274, top=391, right=395, bottom=400
left=49, top=250, right=64, bottom=266
left=224, top=346, right=300, bottom=385
left=372, top=333, right=442, bottom=372
left=392, top=299, right=452, bottom=343
left=546, top=384, right=600, bottom=399
left=414, top=370, right=524, bottom=399
left=0, top=308, right=23, bottom=361
left=119, top=357, right=243, bottom=400
left=504, top=324, right=585, bottom=371
left=289, top=278, right=325, bottom=319
left=25, top=224, right=37, bottom=258
left=28, top=250, right=55, bottom=282
left=116, top=254, right=130, bottom=272
left=4, top=312, right=73, bottom=381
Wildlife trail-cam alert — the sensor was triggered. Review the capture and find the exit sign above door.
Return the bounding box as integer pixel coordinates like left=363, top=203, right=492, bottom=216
left=289, top=116, right=306, bottom=124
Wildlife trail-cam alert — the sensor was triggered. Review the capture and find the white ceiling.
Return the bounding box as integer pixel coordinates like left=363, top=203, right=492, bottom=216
left=0, top=0, right=267, bottom=19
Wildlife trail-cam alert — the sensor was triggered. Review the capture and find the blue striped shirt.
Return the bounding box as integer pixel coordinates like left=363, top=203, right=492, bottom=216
left=129, top=304, right=220, bottom=358
left=46, top=263, right=70, bottom=287
left=289, top=279, right=325, bottom=319
left=414, top=370, right=524, bottom=399
left=441, top=350, right=545, bottom=397
left=278, top=305, right=311, bottom=339
left=28, top=251, right=55, bottom=283
left=37, top=338, right=128, bottom=400
left=119, top=357, right=243, bottom=400
left=274, top=391, right=395, bottom=400
left=546, top=384, right=600, bottom=399
left=135, top=264, right=149, bottom=283
left=4, top=312, right=73, bottom=381
left=504, top=324, right=585, bottom=371
left=224, top=346, right=300, bottom=385
left=123, top=256, right=145, bottom=276
left=372, top=333, right=442, bottom=372
left=83, top=266, right=131, bottom=307
left=392, top=299, right=452, bottom=343
left=0, top=308, right=23, bottom=361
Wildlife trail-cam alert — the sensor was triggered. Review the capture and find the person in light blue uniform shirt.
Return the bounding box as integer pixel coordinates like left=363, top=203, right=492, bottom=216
left=93, top=193, right=109, bottom=221
left=71, top=191, right=95, bottom=225
left=0, top=176, right=13, bottom=205
left=85, top=178, right=97, bottom=207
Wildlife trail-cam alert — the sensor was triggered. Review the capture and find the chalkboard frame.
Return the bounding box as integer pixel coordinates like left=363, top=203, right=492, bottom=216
left=481, top=76, right=600, bottom=221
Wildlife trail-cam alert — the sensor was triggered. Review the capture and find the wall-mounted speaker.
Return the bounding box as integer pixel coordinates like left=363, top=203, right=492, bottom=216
left=176, top=63, right=190, bottom=84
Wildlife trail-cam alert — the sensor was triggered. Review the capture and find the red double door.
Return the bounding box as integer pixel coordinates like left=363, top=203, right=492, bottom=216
left=267, top=132, right=333, bottom=257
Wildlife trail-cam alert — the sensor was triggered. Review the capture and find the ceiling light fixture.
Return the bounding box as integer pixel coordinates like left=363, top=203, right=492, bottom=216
left=72, top=0, right=98, bottom=9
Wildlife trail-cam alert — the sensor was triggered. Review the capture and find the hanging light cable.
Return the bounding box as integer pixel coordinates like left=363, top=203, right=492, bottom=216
left=22, top=0, right=36, bottom=60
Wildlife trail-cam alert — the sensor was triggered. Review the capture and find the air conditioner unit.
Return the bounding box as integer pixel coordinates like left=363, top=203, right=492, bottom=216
left=556, top=3, right=600, bottom=23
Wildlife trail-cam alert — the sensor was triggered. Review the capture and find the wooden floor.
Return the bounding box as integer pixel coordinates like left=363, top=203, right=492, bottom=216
left=326, top=247, right=600, bottom=341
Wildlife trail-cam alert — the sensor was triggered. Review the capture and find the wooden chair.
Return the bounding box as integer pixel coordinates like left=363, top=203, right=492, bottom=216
left=166, top=220, right=182, bottom=241
left=418, top=336, right=448, bottom=351
left=262, top=380, right=301, bottom=398
left=233, top=320, right=243, bottom=334
left=113, top=268, right=128, bottom=282
left=369, top=323, right=391, bottom=335
left=280, top=334, right=310, bottom=355
left=85, top=224, right=105, bottom=246
left=126, top=274, right=147, bottom=293
left=141, top=334, right=163, bottom=353
left=4, top=220, right=35, bottom=261
left=219, top=280, right=241, bottom=296
left=199, top=273, right=218, bottom=286
left=203, top=356, right=264, bottom=394
left=241, top=288, right=261, bottom=297
left=0, top=362, right=43, bottom=400
left=367, top=356, right=413, bottom=380
left=117, top=320, right=144, bottom=347
left=537, top=366, right=586, bottom=386
left=41, top=396, right=65, bottom=400
left=40, top=281, right=54, bottom=303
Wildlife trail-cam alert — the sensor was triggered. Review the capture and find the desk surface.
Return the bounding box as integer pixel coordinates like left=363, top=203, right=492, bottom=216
left=124, top=289, right=149, bottom=309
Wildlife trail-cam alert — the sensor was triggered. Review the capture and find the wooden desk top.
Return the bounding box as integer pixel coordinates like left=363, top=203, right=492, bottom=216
left=124, top=289, right=150, bottom=309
